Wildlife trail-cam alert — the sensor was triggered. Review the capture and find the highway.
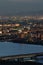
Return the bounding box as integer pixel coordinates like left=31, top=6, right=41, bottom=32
left=0, top=52, right=43, bottom=61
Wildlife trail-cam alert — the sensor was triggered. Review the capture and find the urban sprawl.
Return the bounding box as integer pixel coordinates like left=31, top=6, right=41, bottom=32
left=0, top=16, right=43, bottom=43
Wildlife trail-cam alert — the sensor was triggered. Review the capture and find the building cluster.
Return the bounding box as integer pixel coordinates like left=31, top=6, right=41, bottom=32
left=0, top=16, right=43, bottom=42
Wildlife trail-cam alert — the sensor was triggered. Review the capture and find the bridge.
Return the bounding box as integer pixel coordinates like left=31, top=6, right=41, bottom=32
left=0, top=52, right=43, bottom=61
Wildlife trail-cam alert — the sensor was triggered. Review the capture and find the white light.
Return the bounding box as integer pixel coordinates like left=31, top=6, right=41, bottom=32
left=0, top=31, right=2, bottom=34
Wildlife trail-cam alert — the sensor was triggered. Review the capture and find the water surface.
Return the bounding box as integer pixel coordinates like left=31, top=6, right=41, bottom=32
left=0, top=42, right=43, bottom=57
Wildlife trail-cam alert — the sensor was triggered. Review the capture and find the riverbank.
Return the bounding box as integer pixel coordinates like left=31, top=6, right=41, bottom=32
left=0, top=39, right=43, bottom=46
left=0, top=35, right=43, bottom=45
left=11, top=39, right=43, bottom=46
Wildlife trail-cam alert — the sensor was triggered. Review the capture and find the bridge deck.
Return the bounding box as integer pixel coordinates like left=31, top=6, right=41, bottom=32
left=0, top=52, right=43, bottom=61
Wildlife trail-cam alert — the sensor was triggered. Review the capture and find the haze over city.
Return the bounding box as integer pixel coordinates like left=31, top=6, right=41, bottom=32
left=0, top=0, right=43, bottom=16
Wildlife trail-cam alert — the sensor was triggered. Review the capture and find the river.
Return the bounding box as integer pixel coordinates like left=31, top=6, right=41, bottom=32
left=0, top=42, right=43, bottom=63
left=0, top=42, right=43, bottom=56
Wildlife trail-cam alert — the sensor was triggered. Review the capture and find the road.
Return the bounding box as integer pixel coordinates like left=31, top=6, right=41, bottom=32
left=0, top=52, right=43, bottom=61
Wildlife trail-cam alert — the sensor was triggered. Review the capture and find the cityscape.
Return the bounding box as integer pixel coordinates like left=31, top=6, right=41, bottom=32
left=0, top=16, right=43, bottom=44
left=0, top=0, right=43, bottom=65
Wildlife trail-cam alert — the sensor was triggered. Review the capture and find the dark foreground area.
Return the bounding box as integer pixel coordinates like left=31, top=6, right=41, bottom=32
left=0, top=61, right=43, bottom=65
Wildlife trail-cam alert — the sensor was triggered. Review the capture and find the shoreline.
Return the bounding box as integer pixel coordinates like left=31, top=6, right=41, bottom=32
left=0, top=39, right=43, bottom=46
